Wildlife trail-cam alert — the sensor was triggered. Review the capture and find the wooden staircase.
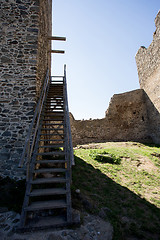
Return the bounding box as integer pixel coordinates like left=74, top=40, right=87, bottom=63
left=18, top=67, right=74, bottom=230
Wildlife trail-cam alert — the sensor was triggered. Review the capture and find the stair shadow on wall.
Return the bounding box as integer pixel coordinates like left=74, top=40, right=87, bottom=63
left=72, top=156, right=160, bottom=240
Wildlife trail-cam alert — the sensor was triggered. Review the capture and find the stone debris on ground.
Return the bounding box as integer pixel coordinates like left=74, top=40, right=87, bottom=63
left=0, top=208, right=113, bottom=240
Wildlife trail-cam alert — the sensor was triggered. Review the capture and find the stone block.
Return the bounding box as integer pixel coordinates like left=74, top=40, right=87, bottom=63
left=0, top=153, right=10, bottom=161
left=2, top=131, right=11, bottom=137
left=1, top=56, right=12, bottom=64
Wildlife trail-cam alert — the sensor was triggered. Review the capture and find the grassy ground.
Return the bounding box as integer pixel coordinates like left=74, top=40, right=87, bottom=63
left=71, top=142, right=160, bottom=240
left=0, top=142, right=159, bottom=239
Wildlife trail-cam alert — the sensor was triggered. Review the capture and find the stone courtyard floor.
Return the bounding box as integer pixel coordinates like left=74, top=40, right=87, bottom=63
left=0, top=208, right=113, bottom=240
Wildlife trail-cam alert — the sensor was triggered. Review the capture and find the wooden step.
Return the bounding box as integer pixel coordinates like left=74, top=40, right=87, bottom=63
left=42, top=123, right=64, bottom=126
left=48, top=89, right=63, bottom=91
left=43, top=112, right=64, bottom=115
left=39, top=139, right=64, bottom=142
left=45, top=104, right=64, bottom=106
left=42, top=115, right=64, bottom=118
left=51, top=80, right=63, bottom=82
left=48, top=93, right=63, bottom=94
left=47, top=89, right=63, bottom=91
left=44, top=111, right=64, bottom=113
left=45, top=100, right=63, bottom=102
left=47, top=92, right=63, bottom=93
left=42, top=114, right=64, bottom=117
left=48, top=86, right=63, bottom=89
left=44, top=108, right=64, bottom=111
left=19, top=215, right=68, bottom=231
left=41, top=128, right=64, bottom=131
left=49, top=90, right=63, bottom=92
left=46, top=99, right=63, bottom=100
left=45, top=104, right=63, bottom=106
left=37, top=151, right=65, bottom=156
left=43, top=110, right=64, bottom=113
left=48, top=88, right=63, bottom=90
left=49, top=85, right=63, bottom=87
left=34, top=168, right=66, bottom=174
left=40, top=133, right=64, bottom=136
left=30, top=188, right=66, bottom=197
left=44, top=107, right=64, bottom=110
left=47, top=91, right=63, bottom=93
left=40, top=134, right=64, bottom=137
left=42, top=119, right=64, bottom=125
left=45, top=103, right=63, bottom=105
left=48, top=86, right=63, bottom=88
left=35, top=159, right=66, bottom=164
left=31, top=177, right=66, bottom=184
left=46, top=101, right=63, bottom=103
left=25, top=199, right=67, bottom=211
left=47, top=95, right=63, bottom=96
left=46, top=96, right=63, bottom=99
left=42, top=119, right=64, bottom=121
left=47, top=94, right=64, bottom=97
left=38, top=144, right=64, bottom=148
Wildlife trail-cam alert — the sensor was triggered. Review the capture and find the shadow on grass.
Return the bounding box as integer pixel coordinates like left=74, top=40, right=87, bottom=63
left=72, top=156, right=160, bottom=240
left=143, top=142, right=160, bottom=148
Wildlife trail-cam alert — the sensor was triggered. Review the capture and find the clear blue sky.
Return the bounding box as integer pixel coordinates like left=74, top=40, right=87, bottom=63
left=51, top=0, right=160, bottom=120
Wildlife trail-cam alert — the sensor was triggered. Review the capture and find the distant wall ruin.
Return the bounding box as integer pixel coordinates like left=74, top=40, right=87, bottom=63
left=70, top=89, right=152, bottom=146
left=0, top=0, right=52, bottom=179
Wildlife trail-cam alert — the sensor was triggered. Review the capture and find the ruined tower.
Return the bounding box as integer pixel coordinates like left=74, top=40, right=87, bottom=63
left=136, top=10, right=160, bottom=143
left=0, top=0, right=52, bottom=179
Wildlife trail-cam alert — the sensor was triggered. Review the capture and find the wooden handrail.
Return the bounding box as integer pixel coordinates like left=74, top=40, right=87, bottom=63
left=63, top=65, right=75, bottom=166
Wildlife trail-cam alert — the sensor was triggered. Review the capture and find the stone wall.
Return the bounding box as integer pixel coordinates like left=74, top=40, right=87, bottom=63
left=0, top=0, right=52, bottom=179
left=70, top=89, right=152, bottom=146
left=136, top=10, right=160, bottom=143
left=36, top=0, right=52, bottom=96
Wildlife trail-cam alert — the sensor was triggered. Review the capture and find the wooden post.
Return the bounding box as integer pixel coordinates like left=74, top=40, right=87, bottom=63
left=49, top=50, right=65, bottom=54
left=48, top=36, right=66, bottom=41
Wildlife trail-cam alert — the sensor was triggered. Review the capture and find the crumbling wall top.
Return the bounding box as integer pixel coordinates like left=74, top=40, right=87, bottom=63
left=135, top=10, right=160, bottom=89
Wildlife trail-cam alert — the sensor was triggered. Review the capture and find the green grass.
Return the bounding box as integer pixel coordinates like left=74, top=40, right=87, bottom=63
left=71, top=142, right=160, bottom=240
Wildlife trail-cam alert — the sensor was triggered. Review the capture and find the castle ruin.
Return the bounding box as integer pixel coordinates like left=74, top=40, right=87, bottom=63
left=0, top=2, right=160, bottom=180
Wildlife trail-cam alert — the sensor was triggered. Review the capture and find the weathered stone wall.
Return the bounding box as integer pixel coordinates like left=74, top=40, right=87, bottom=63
left=136, top=10, right=160, bottom=143
left=0, top=0, right=52, bottom=179
left=36, top=0, right=52, bottom=96
left=70, top=89, right=152, bottom=146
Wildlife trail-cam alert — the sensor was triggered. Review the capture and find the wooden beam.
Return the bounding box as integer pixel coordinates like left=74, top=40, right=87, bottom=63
left=49, top=50, right=65, bottom=54
left=48, top=36, right=66, bottom=41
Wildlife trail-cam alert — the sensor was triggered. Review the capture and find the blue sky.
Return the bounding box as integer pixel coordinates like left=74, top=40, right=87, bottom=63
left=51, top=0, right=160, bottom=120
